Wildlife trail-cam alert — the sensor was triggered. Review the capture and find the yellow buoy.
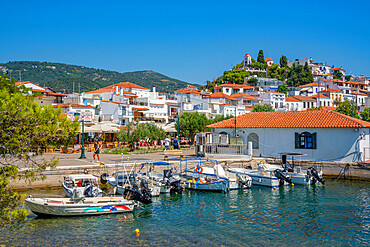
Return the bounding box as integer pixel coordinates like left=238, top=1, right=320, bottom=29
left=135, top=228, right=140, bottom=237
left=273, top=187, right=276, bottom=190
left=291, top=183, right=295, bottom=188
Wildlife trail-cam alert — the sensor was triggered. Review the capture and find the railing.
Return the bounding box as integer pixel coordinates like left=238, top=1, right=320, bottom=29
left=201, top=144, right=249, bottom=155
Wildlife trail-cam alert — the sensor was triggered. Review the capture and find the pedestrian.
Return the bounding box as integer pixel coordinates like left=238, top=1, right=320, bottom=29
left=93, top=140, right=100, bottom=162
left=165, top=136, right=171, bottom=150
left=173, top=136, right=179, bottom=150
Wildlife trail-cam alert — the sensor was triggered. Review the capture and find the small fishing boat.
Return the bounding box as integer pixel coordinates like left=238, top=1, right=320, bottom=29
left=228, top=162, right=292, bottom=187
left=137, top=162, right=184, bottom=194
left=25, top=196, right=135, bottom=217
left=62, top=174, right=103, bottom=198
left=279, top=153, right=325, bottom=185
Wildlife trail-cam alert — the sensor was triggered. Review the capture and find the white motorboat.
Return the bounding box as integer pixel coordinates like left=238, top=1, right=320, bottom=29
left=25, top=196, right=135, bottom=217
left=137, top=162, right=184, bottom=194
left=228, top=163, right=292, bottom=187
left=186, top=164, right=252, bottom=191
left=279, top=153, right=325, bottom=185
left=62, top=174, right=103, bottom=199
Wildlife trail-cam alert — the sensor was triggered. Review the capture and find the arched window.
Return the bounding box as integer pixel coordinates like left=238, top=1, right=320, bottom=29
left=247, top=133, right=259, bottom=149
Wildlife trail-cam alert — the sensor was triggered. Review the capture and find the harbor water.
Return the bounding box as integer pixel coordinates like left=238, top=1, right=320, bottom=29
left=1, top=180, right=369, bottom=246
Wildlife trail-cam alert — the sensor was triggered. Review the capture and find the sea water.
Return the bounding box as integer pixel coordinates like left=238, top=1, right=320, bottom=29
left=1, top=180, right=369, bottom=246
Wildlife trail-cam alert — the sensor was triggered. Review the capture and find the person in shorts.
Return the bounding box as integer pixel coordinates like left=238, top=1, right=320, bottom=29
left=93, top=140, right=100, bottom=162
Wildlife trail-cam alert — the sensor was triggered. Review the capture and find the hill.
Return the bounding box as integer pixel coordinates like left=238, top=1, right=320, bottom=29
left=0, top=61, right=197, bottom=93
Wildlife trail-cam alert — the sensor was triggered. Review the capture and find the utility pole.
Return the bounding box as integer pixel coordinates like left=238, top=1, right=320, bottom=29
left=180, top=92, right=183, bottom=115
left=234, top=105, right=237, bottom=137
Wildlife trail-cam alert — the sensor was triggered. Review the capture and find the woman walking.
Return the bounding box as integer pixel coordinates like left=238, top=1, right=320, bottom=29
left=93, top=140, right=100, bottom=162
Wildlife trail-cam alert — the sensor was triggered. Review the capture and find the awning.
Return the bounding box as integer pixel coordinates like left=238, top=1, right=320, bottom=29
left=80, top=123, right=119, bottom=133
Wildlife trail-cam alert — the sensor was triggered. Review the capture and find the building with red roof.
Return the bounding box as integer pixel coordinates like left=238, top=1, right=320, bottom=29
left=206, top=110, right=370, bottom=162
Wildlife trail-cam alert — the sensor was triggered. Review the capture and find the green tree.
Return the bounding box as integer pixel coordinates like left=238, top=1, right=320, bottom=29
left=280, top=55, right=288, bottom=67
left=0, top=75, right=79, bottom=225
left=278, top=84, right=290, bottom=95
left=257, top=50, right=265, bottom=64
left=117, top=121, right=166, bottom=149
left=333, top=72, right=343, bottom=80
left=252, top=104, right=275, bottom=112
left=336, top=99, right=358, bottom=118
left=287, top=63, right=313, bottom=86
left=176, top=112, right=232, bottom=139
left=345, top=75, right=352, bottom=81
left=221, top=69, right=249, bottom=84
left=360, top=108, right=370, bottom=122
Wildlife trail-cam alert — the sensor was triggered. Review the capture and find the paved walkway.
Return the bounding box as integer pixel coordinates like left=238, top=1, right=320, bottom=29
left=37, top=148, right=197, bottom=167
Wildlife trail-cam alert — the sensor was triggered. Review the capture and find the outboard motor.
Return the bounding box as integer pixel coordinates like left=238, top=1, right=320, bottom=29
left=307, top=167, right=325, bottom=185
left=100, top=173, right=108, bottom=184
left=281, top=154, right=294, bottom=172
left=163, top=169, right=172, bottom=179
left=123, top=182, right=152, bottom=204
left=84, top=185, right=94, bottom=197
left=236, top=173, right=252, bottom=189
left=167, top=176, right=184, bottom=194
left=274, top=169, right=292, bottom=186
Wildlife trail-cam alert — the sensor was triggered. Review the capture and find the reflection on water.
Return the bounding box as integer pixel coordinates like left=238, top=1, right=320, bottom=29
left=1, top=180, right=369, bottom=246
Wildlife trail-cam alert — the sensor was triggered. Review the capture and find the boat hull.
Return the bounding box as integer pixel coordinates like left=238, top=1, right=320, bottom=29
left=228, top=168, right=284, bottom=187
left=186, top=180, right=228, bottom=193
left=25, top=197, right=135, bottom=217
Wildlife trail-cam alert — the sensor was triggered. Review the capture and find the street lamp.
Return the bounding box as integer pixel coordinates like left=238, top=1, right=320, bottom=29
left=174, top=115, right=180, bottom=138
left=79, top=116, right=86, bottom=159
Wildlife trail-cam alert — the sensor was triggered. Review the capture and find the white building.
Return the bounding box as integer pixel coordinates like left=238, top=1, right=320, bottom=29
left=249, top=91, right=286, bottom=111
left=244, top=53, right=252, bottom=66
left=214, top=84, right=254, bottom=95
left=207, top=110, right=370, bottom=162
left=288, top=57, right=314, bottom=67
left=265, top=58, right=274, bottom=67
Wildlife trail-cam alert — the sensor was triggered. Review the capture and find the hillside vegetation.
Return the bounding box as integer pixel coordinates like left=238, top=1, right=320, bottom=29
left=0, top=61, right=197, bottom=93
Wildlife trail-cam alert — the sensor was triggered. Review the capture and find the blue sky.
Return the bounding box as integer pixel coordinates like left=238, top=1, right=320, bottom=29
left=1, top=0, right=369, bottom=85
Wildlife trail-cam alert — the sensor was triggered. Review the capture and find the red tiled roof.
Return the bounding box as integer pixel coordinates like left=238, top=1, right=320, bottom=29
left=47, top=92, right=68, bottom=97
left=208, top=92, right=238, bottom=100
left=292, top=96, right=316, bottom=101
left=53, top=103, right=95, bottom=108
left=285, top=97, right=301, bottom=102
left=265, top=58, right=273, bottom=62
left=311, top=95, right=329, bottom=99
left=32, top=88, right=48, bottom=93
left=318, top=88, right=342, bottom=93
left=351, top=91, right=367, bottom=96
left=245, top=53, right=250, bottom=56
left=86, top=85, right=137, bottom=97
left=321, top=106, right=336, bottom=111
left=101, top=99, right=128, bottom=105
left=207, top=110, right=370, bottom=128
left=231, top=93, right=262, bottom=101
left=330, top=79, right=343, bottom=83
left=132, top=107, right=149, bottom=111
left=114, top=82, right=150, bottom=90
left=330, top=67, right=346, bottom=72
left=298, top=83, right=325, bottom=87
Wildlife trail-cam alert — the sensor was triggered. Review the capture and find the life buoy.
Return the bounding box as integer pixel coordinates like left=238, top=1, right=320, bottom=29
left=196, top=166, right=203, bottom=173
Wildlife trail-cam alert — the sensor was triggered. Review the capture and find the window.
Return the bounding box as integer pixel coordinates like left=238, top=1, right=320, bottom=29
left=247, top=133, right=259, bottom=149
left=295, top=132, right=316, bottom=149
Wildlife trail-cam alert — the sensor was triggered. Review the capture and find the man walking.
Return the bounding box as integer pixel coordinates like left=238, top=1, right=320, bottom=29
left=165, top=136, right=171, bottom=150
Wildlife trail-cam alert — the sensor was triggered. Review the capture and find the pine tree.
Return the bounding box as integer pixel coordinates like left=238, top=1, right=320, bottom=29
left=280, top=55, right=288, bottom=67
left=257, top=50, right=265, bottom=64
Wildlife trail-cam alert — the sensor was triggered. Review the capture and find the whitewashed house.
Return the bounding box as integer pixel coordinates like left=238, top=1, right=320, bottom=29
left=207, top=110, right=370, bottom=162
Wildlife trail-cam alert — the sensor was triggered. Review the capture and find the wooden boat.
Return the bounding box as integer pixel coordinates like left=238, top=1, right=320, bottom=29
left=25, top=196, right=135, bottom=217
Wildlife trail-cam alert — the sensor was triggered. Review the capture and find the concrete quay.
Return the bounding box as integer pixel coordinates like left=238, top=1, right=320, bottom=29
left=10, top=148, right=370, bottom=190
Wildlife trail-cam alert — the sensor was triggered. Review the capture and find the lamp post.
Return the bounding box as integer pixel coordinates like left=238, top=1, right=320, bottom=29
left=79, top=116, right=86, bottom=159
left=175, top=115, right=180, bottom=137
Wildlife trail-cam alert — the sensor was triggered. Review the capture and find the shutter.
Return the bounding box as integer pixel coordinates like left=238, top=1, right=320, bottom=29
left=295, top=132, right=300, bottom=149
left=312, top=132, right=317, bottom=149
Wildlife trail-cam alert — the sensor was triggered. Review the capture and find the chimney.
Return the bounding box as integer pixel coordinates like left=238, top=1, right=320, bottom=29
left=152, top=85, right=156, bottom=94
left=115, top=86, right=119, bottom=95
left=120, top=88, right=123, bottom=96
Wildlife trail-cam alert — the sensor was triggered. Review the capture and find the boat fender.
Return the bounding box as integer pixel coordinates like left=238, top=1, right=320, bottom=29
left=135, top=228, right=140, bottom=237
left=100, top=173, right=108, bottom=184
left=196, top=166, right=203, bottom=173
